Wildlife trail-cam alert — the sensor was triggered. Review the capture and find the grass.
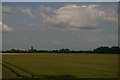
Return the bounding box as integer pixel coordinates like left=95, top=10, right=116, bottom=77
left=2, top=64, right=16, bottom=77
left=2, top=53, right=119, bottom=78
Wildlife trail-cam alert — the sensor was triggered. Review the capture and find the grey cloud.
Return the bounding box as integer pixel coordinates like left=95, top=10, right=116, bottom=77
left=38, top=4, right=118, bottom=30
left=2, top=4, right=118, bottom=31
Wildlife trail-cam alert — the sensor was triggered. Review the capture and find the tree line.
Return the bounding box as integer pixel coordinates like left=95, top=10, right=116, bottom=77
left=2, top=46, right=120, bottom=54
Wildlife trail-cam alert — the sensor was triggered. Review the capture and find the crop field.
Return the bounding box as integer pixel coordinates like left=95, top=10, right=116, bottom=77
left=2, top=53, right=119, bottom=79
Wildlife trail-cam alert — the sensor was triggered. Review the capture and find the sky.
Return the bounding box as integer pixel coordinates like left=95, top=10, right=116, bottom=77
left=1, top=2, right=118, bottom=50
left=1, top=0, right=120, bottom=2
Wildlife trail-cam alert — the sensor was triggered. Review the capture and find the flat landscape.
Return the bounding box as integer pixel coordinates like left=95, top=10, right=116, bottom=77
left=2, top=2, right=119, bottom=80
left=2, top=53, right=119, bottom=79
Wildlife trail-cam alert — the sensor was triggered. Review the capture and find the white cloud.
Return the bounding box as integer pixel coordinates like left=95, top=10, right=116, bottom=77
left=3, top=6, right=33, bottom=17
left=39, top=4, right=117, bottom=30
left=2, top=6, right=14, bottom=14
left=2, top=24, right=14, bottom=32
left=36, top=6, right=55, bottom=19
left=2, top=4, right=118, bottom=31
left=22, top=8, right=33, bottom=17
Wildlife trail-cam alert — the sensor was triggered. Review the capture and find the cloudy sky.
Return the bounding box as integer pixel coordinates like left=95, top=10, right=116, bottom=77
left=2, top=2, right=118, bottom=50
left=1, top=0, right=120, bottom=2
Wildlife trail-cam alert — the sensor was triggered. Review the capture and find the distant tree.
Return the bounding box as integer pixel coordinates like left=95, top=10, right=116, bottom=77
left=94, top=46, right=110, bottom=53
left=59, top=48, right=71, bottom=53
left=110, top=46, right=120, bottom=54
left=2, top=46, right=120, bottom=54
left=52, top=50, right=59, bottom=53
left=94, top=46, right=120, bottom=54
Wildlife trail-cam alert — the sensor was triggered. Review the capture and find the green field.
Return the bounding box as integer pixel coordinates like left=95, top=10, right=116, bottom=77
left=2, top=53, right=119, bottom=79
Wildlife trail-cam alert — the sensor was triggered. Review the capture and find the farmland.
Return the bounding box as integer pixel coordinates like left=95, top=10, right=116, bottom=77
left=2, top=53, right=119, bottom=79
